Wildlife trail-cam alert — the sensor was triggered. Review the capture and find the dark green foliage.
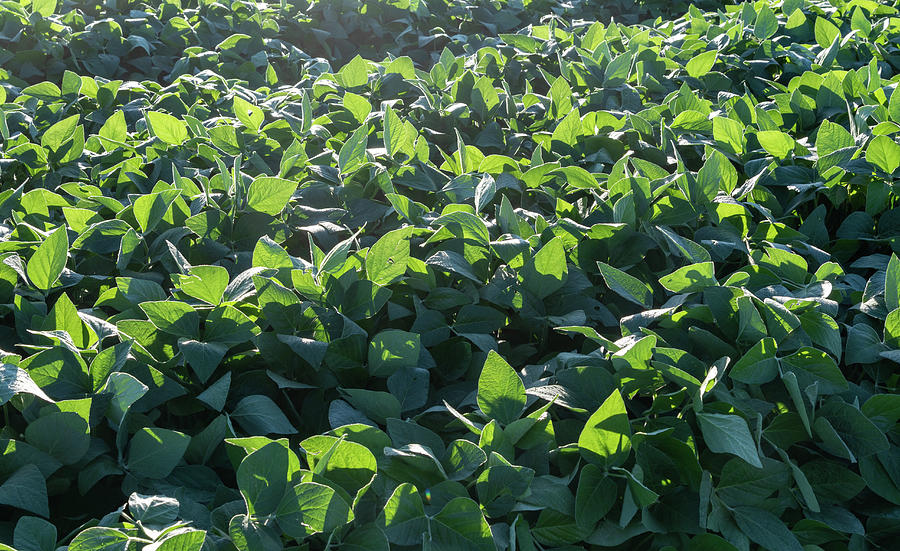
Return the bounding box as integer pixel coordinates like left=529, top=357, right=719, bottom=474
left=1, top=0, right=900, bottom=550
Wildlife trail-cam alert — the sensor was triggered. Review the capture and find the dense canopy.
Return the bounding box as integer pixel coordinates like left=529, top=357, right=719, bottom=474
left=1, top=0, right=900, bottom=550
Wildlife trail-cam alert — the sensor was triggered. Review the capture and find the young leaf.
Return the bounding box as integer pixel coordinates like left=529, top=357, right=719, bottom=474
left=685, top=50, right=717, bottom=78
left=339, top=125, right=369, bottom=175
left=757, top=130, right=795, bottom=158
left=245, top=177, right=298, bottom=216
left=233, top=95, right=264, bottom=132
left=26, top=226, right=68, bottom=292
left=40, top=114, right=79, bottom=151
left=578, top=389, right=632, bottom=467
left=366, top=227, right=412, bottom=285
left=477, top=351, right=526, bottom=426
left=754, top=5, right=778, bottom=39
left=866, top=135, right=900, bottom=174
left=146, top=111, right=188, bottom=146
left=659, top=262, right=717, bottom=293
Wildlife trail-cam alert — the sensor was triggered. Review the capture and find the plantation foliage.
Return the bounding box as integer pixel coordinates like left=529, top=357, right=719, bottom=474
left=2, top=0, right=900, bottom=549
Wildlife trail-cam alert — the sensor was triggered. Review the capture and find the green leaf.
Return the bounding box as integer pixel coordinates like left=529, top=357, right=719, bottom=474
left=178, top=265, right=229, bottom=305
left=383, top=105, right=410, bottom=159
left=154, top=530, right=206, bottom=551
left=301, top=436, right=376, bottom=495
left=442, top=439, right=487, bottom=481
left=366, top=227, right=412, bottom=285
left=575, top=463, right=617, bottom=530
left=688, top=534, right=739, bottom=551
left=426, top=497, right=495, bottom=551
left=597, top=262, right=653, bottom=308
left=26, top=226, right=68, bottom=291
left=339, top=125, right=370, bottom=175
left=477, top=351, right=526, bottom=426
left=31, top=0, right=57, bottom=17
left=245, top=177, right=298, bottom=216
left=126, top=427, right=190, bottom=479
left=520, top=236, right=568, bottom=299
left=696, top=413, right=762, bottom=467
left=549, top=76, right=573, bottom=119
left=685, top=50, right=717, bottom=78
left=818, top=398, right=889, bottom=458
left=780, top=347, right=848, bottom=395
left=0, top=363, right=53, bottom=406
left=319, top=229, right=361, bottom=275
left=341, top=388, right=401, bottom=425
left=757, top=130, right=795, bottom=158
left=231, top=395, right=297, bottom=435
left=816, top=119, right=854, bottom=157
left=40, top=114, right=79, bottom=151
left=229, top=514, right=281, bottom=551
left=659, top=262, right=717, bottom=293
left=732, top=506, right=803, bottom=551
left=376, top=483, right=427, bottom=546
left=14, top=516, right=56, bottom=551
left=887, top=254, right=900, bottom=313
left=754, top=5, right=778, bottom=39
left=205, top=304, right=259, bottom=345
left=713, top=116, right=745, bottom=155
left=866, top=135, right=900, bottom=174
left=802, top=459, right=866, bottom=503
left=695, top=149, right=737, bottom=200
left=0, top=465, right=48, bottom=517
left=238, top=442, right=290, bottom=517
left=277, top=482, right=353, bottom=539
left=343, top=92, right=371, bottom=124
left=550, top=109, right=582, bottom=147
left=132, top=190, right=179, bottom=234
left=475, top=463, right=534, bottom=516
left=24, top=412, right=89, bottom=465
left=233, top=95, right=264, bottom=132
left=98, top=110, right=127, bottom=150
left=178, top=340, right=227, bottom=383
left=127, top=493, right=179, bottom=525
left=814, top=16, right=841, bottom=49
left=44, top=292, right=95, bottom=349
left=730, top=338, right=778, bottom=384
left=68, top=528, right=129, bottom=551
left=368, top=329, right=421, bottom=377
left=339, top=55, right=369, bottom=88
left=146, top=111, right=188, bottom=146
left=578, top=389, right=632, bottom=467
left=140, top=301, right=200, bottom=338
left=342, top=524, right=390, bottom=551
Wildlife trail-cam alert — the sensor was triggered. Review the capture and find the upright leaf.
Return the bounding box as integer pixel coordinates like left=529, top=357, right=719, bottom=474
left=477, top=351, right=526, bottom=426
left=579, top=390, right=632, bottom=467
left=26, top=226, right=68, bottom=291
